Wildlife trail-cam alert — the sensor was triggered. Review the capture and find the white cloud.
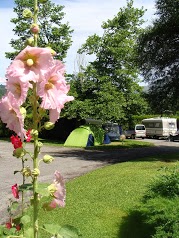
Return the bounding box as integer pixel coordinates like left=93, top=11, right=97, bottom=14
left=0, top=0, right=156, bottom=78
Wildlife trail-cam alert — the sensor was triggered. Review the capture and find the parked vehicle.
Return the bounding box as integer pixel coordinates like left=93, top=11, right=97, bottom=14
left=142, top=117, right=177, bottom=139
left=168, top=130, right=179, bottom=142
left=103, top=123, right=121, bottom=141
left=124, top=124, right=146, bottom=139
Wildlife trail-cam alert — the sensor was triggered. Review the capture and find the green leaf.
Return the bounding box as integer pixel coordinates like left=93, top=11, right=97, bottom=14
left=58, top=225, right=81, bottom=238
left=43, top=223, right=61, bottom=235
left=20, top=215, right=31, bottom=225
left=11, top=201, right=19, bottom=211
left=19, top=183, right=33, bottom=191
left=0, top=225, right=3, bottom=235
left=36, top=184, right=49, bottom=197
left=24, top=227, right=33, bottom=238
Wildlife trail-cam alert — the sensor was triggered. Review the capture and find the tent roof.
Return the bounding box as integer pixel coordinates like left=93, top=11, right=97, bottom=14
left=64, top=126, right=94, bottom=147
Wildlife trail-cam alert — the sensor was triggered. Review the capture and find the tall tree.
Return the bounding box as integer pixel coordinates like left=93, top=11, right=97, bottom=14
left=67, top=0, right=148, bottom=124
left=137, top=0, right=179, bottom=113
left=6, top=0, right=73, bottom=61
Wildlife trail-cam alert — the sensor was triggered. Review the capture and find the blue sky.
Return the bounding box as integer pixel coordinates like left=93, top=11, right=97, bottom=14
left=0, top=0, right=15, bottom=8
left=0, top=0, right=156, bottom=83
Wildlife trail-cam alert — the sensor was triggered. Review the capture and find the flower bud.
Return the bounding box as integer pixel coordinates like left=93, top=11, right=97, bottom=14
left=23, top=9, right=33, bottom=18
left=30, top=23, right=40, bottom=34
left=21, top=166, right=31, bottom=177
left=20, top=107, right=26, bottom=119
left=31, top=129, right=38, bottom=137
left=43, top=154, right=54, bottom=164
left=25, top=37, right=34, bottom=46
left=38, top=141, right=43, bottom=148
left=47, top=184, right=57, bottom=196
left=32, top=168, right=40, bottom=177
left=44, top=122, right=55, bottom=130
left=13, top=148, right=25, bottom=158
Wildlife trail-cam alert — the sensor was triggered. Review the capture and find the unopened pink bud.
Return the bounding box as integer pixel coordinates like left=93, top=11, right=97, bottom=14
left=30, top=24, right=40, bottom=34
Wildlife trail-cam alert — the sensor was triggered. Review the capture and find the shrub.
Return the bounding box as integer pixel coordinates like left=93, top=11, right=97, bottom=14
left=139, top=166, right=179, bottom=238
left=143, top=166, right=179, bottom=200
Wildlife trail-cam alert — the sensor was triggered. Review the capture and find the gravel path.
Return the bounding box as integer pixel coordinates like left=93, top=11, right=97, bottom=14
left=1, top=139, right=179, bottom=224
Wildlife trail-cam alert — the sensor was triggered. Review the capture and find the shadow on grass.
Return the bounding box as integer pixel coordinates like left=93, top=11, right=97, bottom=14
left=44, top=144, right=179, bottom=164
left=85, top=141, right=154, bottom=150
left=118, top=210, right=154, bottom=238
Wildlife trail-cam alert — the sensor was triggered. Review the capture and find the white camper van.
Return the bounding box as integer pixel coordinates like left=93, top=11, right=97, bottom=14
left=142, top=117, right=177, bottom=138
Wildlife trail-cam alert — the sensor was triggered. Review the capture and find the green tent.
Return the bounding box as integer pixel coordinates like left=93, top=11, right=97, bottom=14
left=64, top=125, right=104, bottom=147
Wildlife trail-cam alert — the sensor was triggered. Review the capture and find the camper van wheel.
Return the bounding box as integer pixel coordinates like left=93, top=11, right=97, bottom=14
left=131, top=134, right=135, bottom=139
left=168, top=135, right=174, bottom=142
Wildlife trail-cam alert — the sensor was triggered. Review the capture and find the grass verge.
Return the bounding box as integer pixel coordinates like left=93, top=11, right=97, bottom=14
left=86, top=140, right=154, bottom=150
left=0, top=137, right=154, bottom=149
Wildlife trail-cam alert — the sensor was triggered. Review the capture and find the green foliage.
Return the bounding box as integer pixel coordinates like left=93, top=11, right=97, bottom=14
left=137, top=0, right=179, bottom=113
left=0, top=85, right=6, bottom=99
left=0, top=120, right=12, bottom=137
left=144, top=166, right=179, bottom=200
left=43, top=224, right=82, bottom=237
left=139, top=166, right=179, bottom=238
left=65, top=0, right=149, bottom=122
left=64, top=72, right=126, bottom=122
left=5, top=0, right=73, bottom=61
left=140, top=197, right=179, bottom=238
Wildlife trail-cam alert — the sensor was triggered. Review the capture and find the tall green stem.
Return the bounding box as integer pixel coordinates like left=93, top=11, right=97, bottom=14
left=33, top=1, right=39, bottom=238
left=33, top=0, right=38, bottom=47
left=33, top=83, right=39, bottom=238
left=21, top=159, right=25, bottom=217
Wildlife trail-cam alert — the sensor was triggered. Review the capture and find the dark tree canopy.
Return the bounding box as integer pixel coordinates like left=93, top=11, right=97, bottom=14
left=137, top=0, right=179, bottom=113
left=6, top=0, right=73, bottom=61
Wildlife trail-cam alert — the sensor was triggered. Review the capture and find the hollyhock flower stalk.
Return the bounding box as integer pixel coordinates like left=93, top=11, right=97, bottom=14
left=0, top=0, right=74, bottom=236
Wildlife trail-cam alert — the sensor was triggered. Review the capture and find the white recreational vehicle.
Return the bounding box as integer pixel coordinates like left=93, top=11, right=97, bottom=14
left=142, top=117, right=177, bottom=138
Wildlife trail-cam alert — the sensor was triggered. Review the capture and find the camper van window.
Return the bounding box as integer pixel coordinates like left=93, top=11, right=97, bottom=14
left=136, top=125, right=145, bottom=130
left=148, top=123, right=154, bottom=128
left=169, top=122, right=175, bottom=128
left=155, top=122, right=162, bottom=128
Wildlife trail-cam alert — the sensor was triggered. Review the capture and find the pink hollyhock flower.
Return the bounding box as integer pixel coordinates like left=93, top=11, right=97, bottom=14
left=11, top=184, right=19, bottom=199
left=49, top=108, right=61, bottom=123
left=0, top=92, right=25, bottom=140
left=37, top=60, right=68, bottom=109
left=6, top=46, right=54, bottom=82
left=26, top=129, right=32, bottom=142
left=49, top=93, right=74, bottom=123
left=37, top=60, right=74, bottom=122
left=10, top=135, right=22, bottom=149
left=6, top=75, right=30, bottom=105
left=49, top=171, right=66, bottom=208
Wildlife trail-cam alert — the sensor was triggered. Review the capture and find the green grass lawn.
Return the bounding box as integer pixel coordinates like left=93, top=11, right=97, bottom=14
left=86, top=140, right=154, bottom=150
left=26, top=153, right=179, bottom=238
left=43, top=139, right=154, bottom=149
left=0, top=137, right=154, bottom=149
